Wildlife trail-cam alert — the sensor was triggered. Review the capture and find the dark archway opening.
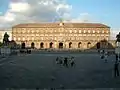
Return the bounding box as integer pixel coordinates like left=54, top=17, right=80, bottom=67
left=31, top=42, right=35, bottom=49
left=40, top=42, right=44, bottom=48
left=49, top=42, right=53, bottom=48
left=21, top=42, right=25, bottom=49
left=87, top=42, right=91, bottom=48
left=59, top=42, right=63, bottom=49
left=78, top=42, right=81, bottom=48
left=69, top=42, right=72, bottom=48
left=97, top=42, right=100, bottom=49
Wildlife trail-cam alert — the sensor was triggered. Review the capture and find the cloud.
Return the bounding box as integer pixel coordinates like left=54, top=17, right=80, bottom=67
left=0, top=0, right=72, bottom=28
left=110, top=29, right=120, bottom=40
left=64, top=13, right=95, bottom=23
left=9, top=2, right=30, bottom=12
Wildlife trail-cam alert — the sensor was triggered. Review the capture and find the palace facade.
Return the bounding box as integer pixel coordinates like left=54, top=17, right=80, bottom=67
left=12, top=22, right=110, bottom=49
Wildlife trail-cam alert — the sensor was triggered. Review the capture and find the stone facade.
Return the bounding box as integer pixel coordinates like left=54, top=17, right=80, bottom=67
left=12, top=22, right=110, bottom=49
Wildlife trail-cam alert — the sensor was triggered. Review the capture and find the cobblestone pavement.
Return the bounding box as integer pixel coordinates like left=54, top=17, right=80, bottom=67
left=0, top=53, right=119, bottom=89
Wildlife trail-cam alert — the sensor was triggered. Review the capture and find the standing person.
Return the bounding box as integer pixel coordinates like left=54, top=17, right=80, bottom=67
left=63, top=57, right=68, bottom=67
left=114, top=60, right=119, bottom=77
left=70, top=57, right=75, bottom=67
left=56, top=57, right=59, bottom=64
left=59, top=57, right=63, bottom=66
left=100, top=50, right=104, bottom=59
left=104, top=51, right=108, bottom=63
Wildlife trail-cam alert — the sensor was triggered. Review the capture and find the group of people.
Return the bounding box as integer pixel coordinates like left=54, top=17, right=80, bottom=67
left=55, top=56, right=75, bottom=67
left=100, top=49, right=120, bottom=77
left=100, top=49, right=109, bottom=63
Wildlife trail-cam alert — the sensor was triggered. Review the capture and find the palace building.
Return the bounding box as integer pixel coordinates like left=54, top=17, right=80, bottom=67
left=12, top=22, right=110, bottom=49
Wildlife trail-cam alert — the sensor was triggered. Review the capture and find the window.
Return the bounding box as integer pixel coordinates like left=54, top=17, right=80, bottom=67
left=36, top=30, right=39, bottom=33
left=93, top=30, right=95, bottom=33
left=14, top=37, right=16, bottom=41
left=36, top=34, right=39, bottom=36
left=79, top=30, right=81, bottom=33
left=74, top=30, right=77, bottom=33
left=70, top=30, right=72, bottom=33
left=88, top=34, right=91, bottom=36
left=83, top=34, right=86, bottom=36
left=102, top=31, right=104, bottom=33
left=32, top=30, right=34, bottom=33
left=84, top=30, right=86, bottom=33
left=23, top=37, right=25, bottom=41
left=97, top=31, right=100, bottom=33
left=106, top=31, right=109, bottom=33
left=28, top=30, right=30, bottom=33
left=55, top=37, right=57, bottom=40
left=32, top=37, right=34, bottom=40
left=88, top=30, right=90, bottom=33
left=18, top=38, right=20, bottom=41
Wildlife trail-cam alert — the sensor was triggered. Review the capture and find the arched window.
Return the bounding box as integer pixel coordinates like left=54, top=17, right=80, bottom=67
left=21, top=42, right=25, bottom=49
left=78, top=42, right=82, bottom=48
left=49, top=42, right=53, bottom=48
left=59, top=42, right=63, bottom=49
left=40, top=42, right=44, bottom=48
left=87, top=42, right=91, bottom=48
left=69, top=42, right=72, bottom=48
left=31, top=42, right=35, bottom=49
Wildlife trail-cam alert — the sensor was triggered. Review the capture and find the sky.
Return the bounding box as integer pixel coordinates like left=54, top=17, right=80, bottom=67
left=0, top=0, right=120, bottom=39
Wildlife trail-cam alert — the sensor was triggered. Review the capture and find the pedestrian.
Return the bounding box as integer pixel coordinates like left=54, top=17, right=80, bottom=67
left=114, top=61, right=119, bottom=77
left=100, top=50, right=104, bottom=59
left=56, top=57, right=59, bottom=64
left=63, top=57, right=68, bottom=67
left=104, top=52, right=108, bottom=63
left=59, top=59, right=63, bottom=65
left=70, top=57, right=75, bottom=67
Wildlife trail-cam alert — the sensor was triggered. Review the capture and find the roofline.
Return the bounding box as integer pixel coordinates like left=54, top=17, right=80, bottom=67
left=12, top=22, right=110, bottom=28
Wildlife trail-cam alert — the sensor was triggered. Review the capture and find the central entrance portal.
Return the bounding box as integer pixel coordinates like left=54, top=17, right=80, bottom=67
left=59, top=42, right=63, bottom=49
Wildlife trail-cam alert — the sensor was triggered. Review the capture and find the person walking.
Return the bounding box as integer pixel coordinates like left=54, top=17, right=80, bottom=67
left=104, top=51, right=108, bottom=63
left=70, top=57, right=75, bottom=67
left=100, top=50, right=104, bottom=59
left=56, top=57, right=59, bottom=64
left=114, top=60, right=119, bottom=77
left=63, top=57, right=68, bottom=67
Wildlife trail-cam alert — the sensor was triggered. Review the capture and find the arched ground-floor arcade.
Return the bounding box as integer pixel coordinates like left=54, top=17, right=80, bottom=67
left=18, top=40, right=113, bottom=49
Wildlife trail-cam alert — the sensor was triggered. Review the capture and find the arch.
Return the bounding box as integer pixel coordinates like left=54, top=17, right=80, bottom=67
left=21, top=42, right=25, bottom=49
left=49, top=42, right=53, bottom=48
left=97, top=42, right=100, bottom=49
left=31, top=42, right=35, bottom=49
left=101, top=40, right=107, bottom=49
left=69, top=42, right=72, bottom=48
left=87, top=42, right=91, bottom=48
left=40, top=42, right=44, bottom=48
left=78, top=42, right=82, bottom=48
left=59, top=42, right=63, bottom=49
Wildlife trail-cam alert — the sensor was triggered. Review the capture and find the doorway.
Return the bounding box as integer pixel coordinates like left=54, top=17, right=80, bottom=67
left=31, top=42, right=35, bottom=49
left=21, top=42, right=25, bottom=49
left=40, top=42, right=44, bottom=48
left=59, top=42, right=63, bottom=49
left=49, top=42, right=53, bottom=48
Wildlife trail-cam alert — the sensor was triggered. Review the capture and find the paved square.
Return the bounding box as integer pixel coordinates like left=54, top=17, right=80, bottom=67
left=0, top=53, right=119, bottom=89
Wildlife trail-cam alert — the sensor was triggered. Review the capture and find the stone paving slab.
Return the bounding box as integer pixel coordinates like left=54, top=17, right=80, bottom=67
left=0, top=53, right=119, bottom=89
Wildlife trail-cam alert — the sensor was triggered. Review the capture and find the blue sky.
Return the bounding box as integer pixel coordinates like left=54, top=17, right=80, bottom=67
left=0, top=0, right=9, bottom=15
left=68, top=0, right=120, bottom=28
left=0, top=0, right=120, bottom=29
